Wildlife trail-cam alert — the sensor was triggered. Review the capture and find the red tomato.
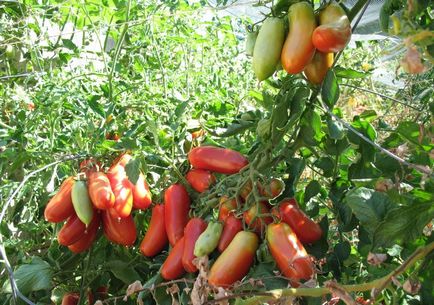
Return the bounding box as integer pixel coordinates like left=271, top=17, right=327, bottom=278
left=61, top=293, right=79, bottom=305
left=304, top=51, right=334, bottom=85
left=102, top=211, right=136, bottom=246
left=217, top=214, right=243, bottom=252
left=164, top=184, right=190, bottom=246
left=218, top=196, right=237, bottom=221
left=140, top=204, right=168, bottom=257
left=87, top=171, right=115, bottom=210
left=278, top=199, right=322, bottom=244
left=267, top=222, right=314, bottom=286
left=182, top=218, right=207, bottom=273
left=44, top=177, right=75, bottom=223
left=312, top=1, right=351, bottom=53
left=243, top=202, right=273, bottom=235
left=186, top=169, right=216, bottom=193
left=132, top=173, right=152, bottom=210
left=161, top=237, right=186, bottom=280
left=239, top=180, right=254, bottom=201
left=208, top=231, right=258, bottom=287
left=188, top=146, right=248, bottom=174
left=68, top=213, right=100, bottom=253
left=58, top=213, right=86, bottom=246
left=107, top=161, right=133, bottom=218
left=95, top=286, right=108, bottom=300
left=281, top=2, right=316, bottom=74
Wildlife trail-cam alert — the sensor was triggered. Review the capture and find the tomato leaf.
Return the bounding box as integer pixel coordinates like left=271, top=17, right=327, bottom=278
left=322, top=70, right=339, bottom=109
left=304, top=180, right=321, bottom=203
left=106, top=260, right=141, bottom=284
left=334, top=66, right=368, bottom=79
left=373, top=201, right=434, bottom=248
left=345, top=187, right=396, bottom=236
left=327, top=118, right=345, bottom=140
left=2, top=257, right=52, bottom=294
left=125, top=158, right=141, bottom=184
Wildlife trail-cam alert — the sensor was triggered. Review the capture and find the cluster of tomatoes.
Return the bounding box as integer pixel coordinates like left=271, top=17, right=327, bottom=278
left=44, top=153, right=152, bottom=253
left=61, top=288, right=107, bottom=305
left=46, top=144, right=323, bottom=296
left=251, top=0, right=352, bottom=84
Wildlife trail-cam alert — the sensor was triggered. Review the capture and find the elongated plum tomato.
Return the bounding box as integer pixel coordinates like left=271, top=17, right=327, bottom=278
left=243, top=202, right=273, bottom=235
left=107, top=158, right=133, bottom=218
left=186, top=169, right=216, bottom=193
left=188, top=146, right=248, bottom=175
left=304, top=51, right=334, bottom=85
left=161, top=237, right=186, bottom=280
left=260, top=178, right=285, bottom=199
left=312, top=1, right=351, bottom=53
left=252, top=17, right=285, bottom=81
left=194, top=221, right=223, bottom=257
left=88, top=171, right=115, bottom=210
left=266, top=222, right=314, bottom=286
left=58, top=213, right=86, bottom=246
left=71, top=180, right=94, bottom=226
left=278, top=199, right=322, bottom=244
left=164, top=184, right=190, bottom=246
left=44, top=177, right=75, bottom=223
left=132, top=173, right=152, bottom=210
left=182, top=218, right=207, bottom=272
left=281, top=2, right=316, bottom=74
left=208, top=231, right=259, bottom=287
left=140, top=204, right=168, bottom=257
left=61, top=293, right=79, bottom=305
left=217, top=214, right=243, bottom=252
left=218, top=196, right=237, bottom=221
left=68, top=212, right=101, bottom=253
left=102, top=210, right=136, bottom=246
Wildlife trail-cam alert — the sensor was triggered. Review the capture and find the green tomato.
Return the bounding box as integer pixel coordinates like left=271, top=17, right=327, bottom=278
left=71, top=180, right=94, bottom=226
left=194, top=221, right=223, bottom=257
left=245, top=31, right=258, bottom=57
left=252, top=18, right=285, bottom=81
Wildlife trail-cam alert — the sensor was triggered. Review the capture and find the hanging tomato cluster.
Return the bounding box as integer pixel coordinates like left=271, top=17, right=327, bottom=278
left=44, top=153, right=152, bottom=252
left=251, top=0, right=351, bottom=84
left=46, top=145, right=323, bottom=288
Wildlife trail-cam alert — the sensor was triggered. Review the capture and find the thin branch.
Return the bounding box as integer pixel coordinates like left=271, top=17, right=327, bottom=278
left=340, top=83, right=421, bottom=111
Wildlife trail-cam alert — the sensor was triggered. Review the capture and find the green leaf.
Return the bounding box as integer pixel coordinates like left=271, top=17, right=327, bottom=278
left=304, top=180, right=321, bottom=203
left=87, top=95, right=105, bottom=118
left=300, top=109, right=323, bottom=146
left=248, top=262, right=288, bottom=290
left=373, top=201, right=434, bottom=248
left=3, top=257, right=52, bottom=294
left=125, top=158, right=141, bottom=184
left=62, top=39, right=78, bottom=51
left=322, top=70, right=340, bottom=109
left=106, top=260, right=141, bottom=284
left=334, top=66, right=368, bottom=79
left=334, top=241, right=351, bottom=261
left=216, top=120, right=254, bottom=137
left=314, top=157, right=335, bottom=178
left=345, top=187, right=396, bottom=236
left=327, top=118, right=345, bottom=140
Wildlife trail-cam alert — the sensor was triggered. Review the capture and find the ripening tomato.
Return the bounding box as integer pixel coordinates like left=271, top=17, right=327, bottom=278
left=44, top=177, right=75, bottom=223
left=266, top=222, right=314, bottom=286
left=252, top=17, right=285, bottom=81
left=88, top=171, right=115, bottom=210
left=161, top=237, right=186, bottom=280
left=278, top=199, right=322, bottom=244
left=312, top=1, right=351, bottom=53
left=186, top=169, right=216, bottom=193
left=71, top=180, right=94, bottom=226
left=58, top=213, right=86, bottom=246
left=217, top=214, right=243, bottom=252
left=208, top=231, right=258, bottom=287
left=243, top=202, right=273, bottom=235
left=281, top=2, right=317, bottom=74
left=140, top=204, right=168, bottom=257
left=191, top=129, right=205, bottom=139
left=164, top=184, right=190, bottom=246
left=260, top=178, right=285, bottom=199
left=182, top=218, right=207, bottom=273
left=107, top=163, right=133, bottom=218
left=102, top=211, right=136, bottom=246
left=218, top=196, right=237, bottom=221
left=188, top=146, right=248, bottom=175
left=61, top=293, right=79, bottom=305
left=68, top=213, right=100, bottom=253
left=304, top=51, right=334, bottom=85
left=132, top=173, right=152, bottom=210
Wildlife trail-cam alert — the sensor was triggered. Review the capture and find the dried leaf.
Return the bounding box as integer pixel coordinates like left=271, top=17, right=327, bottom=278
left=123, top=280, right=143, bottom=301
left=403, top=278, right=421, bottom=294
left=214, top=287, right=230, bottom=305
left=401, top=44, right=426, bottom=74
left=325, top=281, right=357, bottom=305
left=94, top=301, right=103, bottom=305
left=367, top=252, right=387, bottom=266
left=191, top=256, right=210, bottom=305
